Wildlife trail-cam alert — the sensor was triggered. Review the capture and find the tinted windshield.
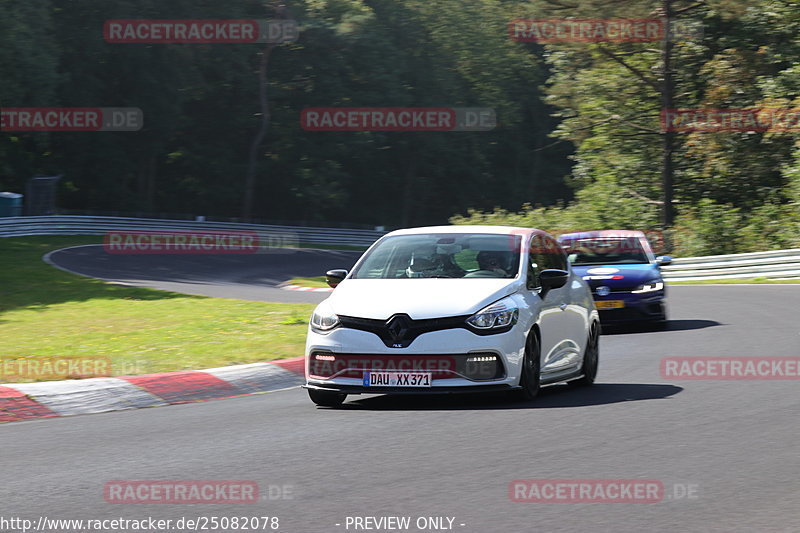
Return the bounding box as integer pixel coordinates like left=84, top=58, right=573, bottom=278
left=351, top=233, right=521, bottom=279
left=561, top=237, right=650, bottom=266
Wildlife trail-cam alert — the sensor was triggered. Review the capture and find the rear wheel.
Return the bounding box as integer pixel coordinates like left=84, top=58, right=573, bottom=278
left=570, top=323, right=599, bottom=387
left=509, top=332, right=541, bottom=401
left=308, top=388, right=347, bottom=407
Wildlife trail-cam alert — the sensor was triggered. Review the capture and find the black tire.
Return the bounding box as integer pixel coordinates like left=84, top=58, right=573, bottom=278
left=651, top=319, right=668, bottom=331
left=570, top=322, right=599, bottom=387
left=308, top=388, right=347, bottom=407
left=509, top=331, right=541, bottom=401
left=652, top=304, right=668, bottom=329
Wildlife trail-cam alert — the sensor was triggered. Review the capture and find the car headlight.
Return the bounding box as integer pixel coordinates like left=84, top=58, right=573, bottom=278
left=632, top=281, right=664, bottom=293
left=310, top=303, right=339, bottom=333
left=466, top=297, right=519, bottom=330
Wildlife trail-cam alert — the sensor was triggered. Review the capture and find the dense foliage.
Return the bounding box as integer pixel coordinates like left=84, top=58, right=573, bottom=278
left=0, top=0, right=571, bottom=226
left=1, top=0, right=798, bottom=254
left=454, top=0, right=800, bottom=255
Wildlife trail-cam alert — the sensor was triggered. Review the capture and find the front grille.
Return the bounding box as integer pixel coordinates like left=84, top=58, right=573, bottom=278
left=338, top=314, right=470, bottom=348
left=308, top=352, right=506, bottom=381
left=599, top=308, right=639, bottom=320
left=588, top=281, right=638, bottom=294
left=594, top=289, right=636, bottom=295
left=597, top=306, right=660, bottom=321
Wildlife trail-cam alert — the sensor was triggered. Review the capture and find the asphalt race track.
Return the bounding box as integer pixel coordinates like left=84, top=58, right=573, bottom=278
left=3, top=248, right=799, bottom=532
left=46, top=245, right=362, bottom=303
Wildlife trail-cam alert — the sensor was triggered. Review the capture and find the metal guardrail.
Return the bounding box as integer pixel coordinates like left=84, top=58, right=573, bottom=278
left=0, top=215, right=386, bottom=248
left=661, top=248, right=800, bottom=281
left=1, top=216, right=797, bottom=280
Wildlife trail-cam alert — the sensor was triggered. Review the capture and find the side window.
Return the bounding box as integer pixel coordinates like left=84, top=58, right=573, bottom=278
left=542, top=236, right=567, bottom=271
left=527, top=235, right=568, bottom=290
left=527, top=235, right=546, bottom=289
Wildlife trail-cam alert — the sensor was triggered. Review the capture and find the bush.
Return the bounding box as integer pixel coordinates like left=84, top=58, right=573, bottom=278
left=452, top=196, right=800, bottom=258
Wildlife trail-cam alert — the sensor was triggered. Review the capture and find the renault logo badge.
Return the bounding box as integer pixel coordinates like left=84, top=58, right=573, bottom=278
left=386, top=315, right=411, bottom=342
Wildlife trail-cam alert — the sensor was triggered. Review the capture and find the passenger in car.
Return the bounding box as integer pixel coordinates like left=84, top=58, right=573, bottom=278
left=475, top=251, right=509, bottom=276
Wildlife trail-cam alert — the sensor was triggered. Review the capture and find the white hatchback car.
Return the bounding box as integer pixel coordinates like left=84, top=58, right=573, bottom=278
left=304, top=225, right=600, bottom=406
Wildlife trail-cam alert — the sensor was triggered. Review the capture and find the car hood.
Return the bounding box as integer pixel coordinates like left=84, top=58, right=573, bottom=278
left=570, top=263, right=661, bottom=286
left=324, top=278, right=522, bottom=320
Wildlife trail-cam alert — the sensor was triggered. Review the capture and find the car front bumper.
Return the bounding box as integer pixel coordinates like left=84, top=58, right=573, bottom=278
left=593, top=291, right=666, bottom=323
left=305, top=325, right=525, bottom=394
left=304, top=382, right=517, bottom=395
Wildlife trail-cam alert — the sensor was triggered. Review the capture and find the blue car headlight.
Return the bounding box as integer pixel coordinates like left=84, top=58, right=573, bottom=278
left=467, top=297, right=519, bottom=331
left=632, top=280, right=664, bottom=294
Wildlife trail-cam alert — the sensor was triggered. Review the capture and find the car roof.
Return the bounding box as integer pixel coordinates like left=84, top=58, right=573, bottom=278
left=384, top=225, right=548, bottom=237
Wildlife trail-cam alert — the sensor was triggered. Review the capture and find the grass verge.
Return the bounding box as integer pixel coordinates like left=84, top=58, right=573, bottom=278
left=0, top=236, right=313, bottom=382
left=288, top=276, right=330, bottom=288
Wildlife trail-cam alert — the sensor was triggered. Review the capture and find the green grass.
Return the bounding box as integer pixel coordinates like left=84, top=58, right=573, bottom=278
left=0, top=236, right=314, bottom=382
left=669, top=277, right=800, bottom=285
left=288, top=276, right=330, bottom=288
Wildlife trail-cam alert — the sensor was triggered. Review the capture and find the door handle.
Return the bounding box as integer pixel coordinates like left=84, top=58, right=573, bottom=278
left=559, top=303, right=567, bottom=311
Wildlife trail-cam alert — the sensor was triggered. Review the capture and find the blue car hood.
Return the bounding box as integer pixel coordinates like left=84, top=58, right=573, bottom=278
left=570, top=263, right=662, bottom=286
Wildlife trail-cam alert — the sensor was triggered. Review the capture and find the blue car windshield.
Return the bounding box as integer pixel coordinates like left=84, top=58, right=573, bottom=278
left=351, top=233, right=522, bottom=279
left=562, top=237, right=649, bottom=266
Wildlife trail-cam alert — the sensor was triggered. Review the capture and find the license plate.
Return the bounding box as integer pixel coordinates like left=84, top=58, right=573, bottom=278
left=363, top=371, right=432, bottom=387
left=595, top=300, right=625, bottom=309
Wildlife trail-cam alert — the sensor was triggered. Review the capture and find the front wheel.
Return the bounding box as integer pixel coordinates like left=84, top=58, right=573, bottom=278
left=570, top=323, right=599, bottom=387
left=509, top=332, right=541, bottom=401
left=308, top=388, right=347, bottom=407
left=653, top=309, right=668, bottom=330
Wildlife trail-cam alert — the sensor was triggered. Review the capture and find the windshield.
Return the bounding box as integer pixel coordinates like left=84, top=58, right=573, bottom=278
left=350, top=233, right=522, bottom=279
left=561, top=237, right=650, bottom=266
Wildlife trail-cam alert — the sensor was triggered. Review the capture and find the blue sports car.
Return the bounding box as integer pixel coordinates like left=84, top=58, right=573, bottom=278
left=558, top=230, right=672, bottom=326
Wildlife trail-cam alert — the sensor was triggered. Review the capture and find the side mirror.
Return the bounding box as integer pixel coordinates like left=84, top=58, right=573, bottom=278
left=325, top=269, right=348, bottom=288
left=656, top=256, right=673, bottom=266
left=539, top=269, right=569, bottom=294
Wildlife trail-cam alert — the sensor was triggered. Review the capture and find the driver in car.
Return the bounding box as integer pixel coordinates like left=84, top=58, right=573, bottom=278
left=472, top=250, right=509, bottom=277
left=406, top=252, right=466, bottom=278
